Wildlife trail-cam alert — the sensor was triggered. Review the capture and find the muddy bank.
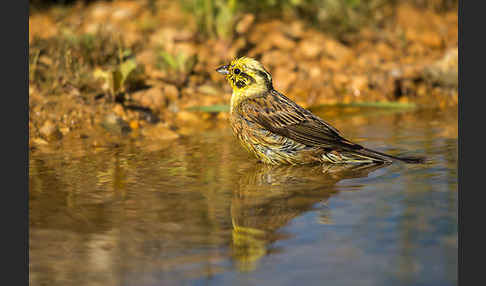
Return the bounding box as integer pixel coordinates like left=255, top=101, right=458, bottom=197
left=29, top=1, right=458, bottom=150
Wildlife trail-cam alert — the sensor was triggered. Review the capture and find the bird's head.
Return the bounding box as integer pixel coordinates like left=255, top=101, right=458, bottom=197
left=216, top=57, right=273, bottom=96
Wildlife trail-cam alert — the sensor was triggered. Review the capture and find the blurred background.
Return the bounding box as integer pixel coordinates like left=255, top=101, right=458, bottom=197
left=29, top=0, right=457, bottom=148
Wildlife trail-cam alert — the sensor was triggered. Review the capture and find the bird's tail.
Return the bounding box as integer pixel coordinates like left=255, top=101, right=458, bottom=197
left=356, top=147, right=425, bottom=164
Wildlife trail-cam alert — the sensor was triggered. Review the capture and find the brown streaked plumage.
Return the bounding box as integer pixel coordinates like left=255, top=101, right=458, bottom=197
left=217, top=57, right=424, bottom=165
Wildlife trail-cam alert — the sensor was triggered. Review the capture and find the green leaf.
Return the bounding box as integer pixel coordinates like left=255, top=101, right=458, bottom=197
left=313, top=101, right=417, bottom=109
left=186, top=105, right=230, bottom=112
left=112, top=69, right=123, bottom=94
left=119, top=58, right=138, bottom=87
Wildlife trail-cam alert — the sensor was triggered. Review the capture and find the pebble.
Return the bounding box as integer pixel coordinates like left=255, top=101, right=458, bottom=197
left=39, top=120, right=63, bottom=142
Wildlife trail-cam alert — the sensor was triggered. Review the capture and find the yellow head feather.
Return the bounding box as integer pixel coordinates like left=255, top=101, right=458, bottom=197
left=216, top=57, right=273, bottom=112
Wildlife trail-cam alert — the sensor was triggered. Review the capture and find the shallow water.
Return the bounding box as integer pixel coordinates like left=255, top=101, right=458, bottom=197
left=29, top=107, right=457, bottom=286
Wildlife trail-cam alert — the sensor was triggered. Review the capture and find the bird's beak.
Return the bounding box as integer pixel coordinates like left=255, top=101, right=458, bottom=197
left=216, top=64, right=229, bottom=75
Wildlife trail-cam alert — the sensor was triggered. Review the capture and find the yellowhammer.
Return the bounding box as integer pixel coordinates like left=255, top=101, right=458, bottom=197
left=217, top=56, right=424, bottom=165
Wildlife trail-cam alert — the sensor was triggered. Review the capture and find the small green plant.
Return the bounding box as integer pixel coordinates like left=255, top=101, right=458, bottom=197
left=181, top=0, right=238, bottom=39
left=29, top=48, right=41, bottom=83
left=94, top=48, right=146, bottom=99
left=29, top=29, right=143, bottom=99
left=157, top=50, right=197, bottom=74
left=265, top=0, right=393, bottom=39
left=156, top=48, right=198, bottom=86
left=180, top=0, right=395, bottom=40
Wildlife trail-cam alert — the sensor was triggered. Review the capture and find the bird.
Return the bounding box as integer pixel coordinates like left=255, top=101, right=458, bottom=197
left=216, top=56, right=424, bottom=165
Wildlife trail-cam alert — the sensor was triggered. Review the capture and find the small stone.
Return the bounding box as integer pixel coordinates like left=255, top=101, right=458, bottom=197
left=320, top=58, right=342, bottom=72
left=375, top=42, right=394, bottom=61
left=59, top=127, right=70, bottom=135
left=135, top=50, right=156, bottom=68
left=423, top=48, right=458, bottom=87
left=295, top=40, right=322, bottom=60
left=38, top=56, right=53, bottom=67
left=270, top=33, right=296, bottom=51
left=32, top=138, right=48, bottom=146
left=164, top=84, right=179, bottom=100
left=260, top=50, right=296, bottom=71
left=285, top=21, right=305, bottom=39
left=111, top=3, right=137, bottom=22
left=350, top=76, right=369, bottom=97
left=236, top=14, right=255, bottom=34
left=101, top=113, right=131, bottom=135
left=29, top=14, right=58, bottom=42
left=197, top=84, right=219, bottom=95
left=251, top=32, right=296, bottom=55
left=176, top=111, right=200, bottom=124
left=332, top=73, right=349, bottom=90
left=129, top=120, right=139, bottom=130
left=131, top=87, right=165, bottom=109
left=142, top=123, right=180, bottom=141
left=39, top=120, right=63, bottom=142
left=112, top=104, right=126, bottom=118
left=323, top=39, right=352, bottom=61
left=403, top=25, right=443, bottom=49
left=272, top=67, right=297, bottom=93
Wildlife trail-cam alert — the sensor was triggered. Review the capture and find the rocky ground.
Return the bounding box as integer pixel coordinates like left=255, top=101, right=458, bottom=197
left=29, top=0, right=458, bottom=151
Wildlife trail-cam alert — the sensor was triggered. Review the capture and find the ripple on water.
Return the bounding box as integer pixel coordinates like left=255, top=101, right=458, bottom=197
left=29, top=107, right=458, bottom=286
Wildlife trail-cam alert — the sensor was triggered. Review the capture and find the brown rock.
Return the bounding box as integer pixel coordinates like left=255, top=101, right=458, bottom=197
left=176, top=111, right=200, bottom=124
left=90, top=3, right=111, bottom=21
left=29, top=15, right=58, bottom=43
left=101, top=114, right=131, bottom=135
left=251, top=32, right=296, bottom=55
left=39, top=120, right=63, bottom=142
left=299, top=61, right=322, bottom=79
left=32, top=138, right=49, bottom=146
left=295, top=40, right=322, bottom=60
left=323, top=39, right=352, bottom=61
left=164, top=84, right=179, bottom=101
left=136, top=50, right=156, bottom=69
left=272, top=67, right=297, bottom=93
left=130, top=85, right=175, bottom=110
left=350, top=76, right=369, bottom=97
left=332, top=73, right=350, bottom=90
left=131, top=88, right=162, bottom=109
left=236, top=14, right=255, bottom=34
left=312, top=85, right=337, bottom=106
left=150, top=27, right=178, bottom=51
left=285, top=21, right=305, bottom=39
left=270, top=33, right=297, bottom=51
left=142, top=123, right=180, bottom=141
left=228, top=38, right=247, bottom=59
left=423, top=48, right=458, bottom=88
left=197, top=84, right=219, bottom=95
left=173, top=42, right=198, bottom=58
left=406, top=30, right=442, bottom=49
left=112, top=104, right=126, bottom=119
left=129, top=120, right=140, bottom=130
left=111, top=1, right=139, bottom=22
left=420, top=31, right=443, bottom=49
left=320, top=58, right=343, bottom=72
left=248, top=20, right=283, bottom=44
left=356, top=52, right=381, bottom=68
left=375, top=42, right=394, bottom=61
left=260, top=50, right=296, bottom=71
left=59, top=127, right=70, bottom=136
left=408, top=43, right=427, bottom=56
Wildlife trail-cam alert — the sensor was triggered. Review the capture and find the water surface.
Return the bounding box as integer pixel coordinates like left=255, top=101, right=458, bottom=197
left=29, top=107, right=458, bottom=286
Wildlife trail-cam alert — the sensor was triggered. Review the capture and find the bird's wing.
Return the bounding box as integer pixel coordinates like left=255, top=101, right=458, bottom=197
left=240, top=90, right=362, bottom=150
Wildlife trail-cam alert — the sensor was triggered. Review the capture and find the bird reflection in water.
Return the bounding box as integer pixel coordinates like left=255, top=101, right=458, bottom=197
left=230, top=162, right=389, bottom=271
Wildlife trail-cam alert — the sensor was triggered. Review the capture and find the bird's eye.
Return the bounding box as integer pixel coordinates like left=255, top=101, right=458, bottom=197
left=234, top=68, right=241, bottom=75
